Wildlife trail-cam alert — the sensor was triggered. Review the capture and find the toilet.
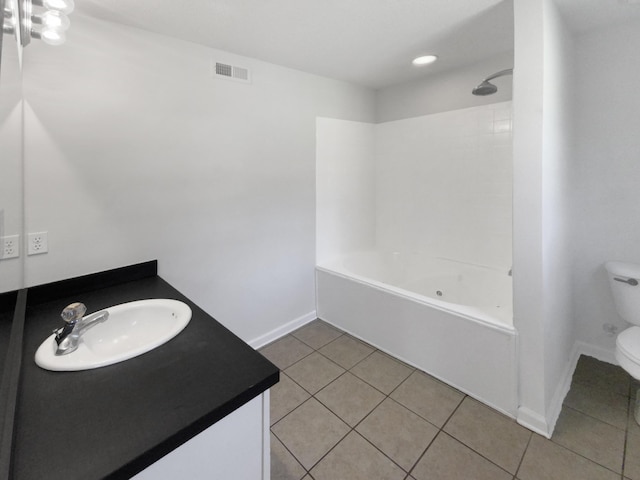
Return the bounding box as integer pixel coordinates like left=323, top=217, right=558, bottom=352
left=605, top=261, right=640, bottom=423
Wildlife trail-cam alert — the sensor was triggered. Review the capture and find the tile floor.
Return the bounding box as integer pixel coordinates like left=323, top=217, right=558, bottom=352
left=260, top=319, right=640, bottom=480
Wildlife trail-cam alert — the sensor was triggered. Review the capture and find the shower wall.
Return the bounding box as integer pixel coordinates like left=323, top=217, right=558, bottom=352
left=316, top=102, right=513, bottom=271
left=316, top=118, right=375, bottom=265
left=376, top=102, right=512, bottom=270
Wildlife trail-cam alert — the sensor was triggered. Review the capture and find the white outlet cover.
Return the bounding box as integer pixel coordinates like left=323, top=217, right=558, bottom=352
left=28, top=231, right=48, bottom=256
left=1, top=235, right=20, bottom=260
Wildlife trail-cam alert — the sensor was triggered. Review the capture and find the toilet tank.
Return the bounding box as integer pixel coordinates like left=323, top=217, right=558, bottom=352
left=606, top=261, right=640, bottom=325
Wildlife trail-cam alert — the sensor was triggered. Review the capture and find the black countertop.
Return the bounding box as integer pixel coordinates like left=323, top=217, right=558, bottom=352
left=1, top=262, right=279, bottom=479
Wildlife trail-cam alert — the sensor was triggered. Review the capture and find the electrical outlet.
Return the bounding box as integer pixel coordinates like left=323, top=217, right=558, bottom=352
left=1, top=235, right=20, bottom=260
left=28, top=231, right=48, bottom=255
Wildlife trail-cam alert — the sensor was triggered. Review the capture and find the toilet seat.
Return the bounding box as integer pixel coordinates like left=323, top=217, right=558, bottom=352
left=616, top=326, right=640, bottom=380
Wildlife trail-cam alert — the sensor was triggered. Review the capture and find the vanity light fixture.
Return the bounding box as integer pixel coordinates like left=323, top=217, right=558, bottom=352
left=2, top=0, right=16, bottom=36
left=2, top=0, right=74, bottom=46
left=412, top=55, right=438, bottom=66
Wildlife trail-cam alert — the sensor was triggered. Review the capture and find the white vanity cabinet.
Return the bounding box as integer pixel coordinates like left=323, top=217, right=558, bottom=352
left=133, top=392, right=271, bottom=480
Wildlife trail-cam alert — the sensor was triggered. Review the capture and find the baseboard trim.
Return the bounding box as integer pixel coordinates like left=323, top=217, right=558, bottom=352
left=543, top=342, right=583, bottom=438
left=518, top=340, right=617, bottom=438
left=248, top=311, right=317, bottom=349
left=573, top=340, right=617, bottom=366
left=517, top=406, right=551, bottom=437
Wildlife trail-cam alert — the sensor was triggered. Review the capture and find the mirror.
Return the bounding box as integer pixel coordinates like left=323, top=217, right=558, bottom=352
left=0, top=0, right=24, bottom=293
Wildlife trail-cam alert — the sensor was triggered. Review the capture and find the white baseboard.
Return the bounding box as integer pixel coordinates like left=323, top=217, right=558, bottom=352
left=543, top=342, right=583, bottom=437
left=517, top=407, right=552, bottom=438
left=518, top=340, right=617, bottom=438
left=573, top=340, right=617, bottom=365
left=248, top=311, right=317, bottom=349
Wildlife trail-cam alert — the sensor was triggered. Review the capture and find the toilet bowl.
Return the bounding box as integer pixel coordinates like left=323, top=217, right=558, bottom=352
left=605, top=261, right=640, bottom=423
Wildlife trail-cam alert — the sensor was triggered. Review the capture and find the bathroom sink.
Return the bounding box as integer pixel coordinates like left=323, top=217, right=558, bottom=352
left=35, top=299, right=192, bottom=371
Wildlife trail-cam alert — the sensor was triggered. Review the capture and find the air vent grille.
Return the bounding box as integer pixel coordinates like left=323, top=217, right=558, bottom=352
left=214, top=62, right=251, bottom=84
left=215, top=62, right=233, bottom=77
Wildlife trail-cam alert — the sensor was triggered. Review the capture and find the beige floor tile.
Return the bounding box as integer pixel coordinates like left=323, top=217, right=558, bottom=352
left=356, top=398, right=438, bottom=471
left=518, top=434, right=619, bottom=480
left=260, top=335, right=313, bottom=370
left=310, top=431, right=406, bottom=480
left=628, top=402, right=640, bottom=437
left=552, top=407, right=625, bottom=473
left=271, top=373, right=311, bottom=425
left=292, top=320, right=343, bottom=349
left=412, top=432, right=511, bottom=480
left=271, top=433, right=307, bottom=480
left=631, top=378, right=640, bottom=398
left=572, top=355, right=630, bottom=397
left=443, top=397, right=530, bottom=474
left=351, top=350, right=413, bottom=394
left=316, top=372, right=385, bottom=427
left=318, top=335, right=374, bottom=369
left=390, top=370, right=464, bottom=427
left=272, top=398, right=349, bottom=470
left=563, top=381, right=629, bottom=429
left=285, top=352, right=345, bottom=394
left=625, top=431, right=640, bottom=480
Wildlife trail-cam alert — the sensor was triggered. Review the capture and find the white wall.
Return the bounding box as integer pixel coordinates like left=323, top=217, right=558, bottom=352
left=375, top=51, right=513, bottom=123
left=540, top=0, right=576, bottom=428
left=512, top=0, right=576, bottom=437
left=375, top=103, right=512, bottom=270
left=21, top=14, right=374, bottom=343
left=571, top=19, right=640, bottom=354
left=0, top=28, right=23, bottom=292
left=316, top=118, right=375, bottom=265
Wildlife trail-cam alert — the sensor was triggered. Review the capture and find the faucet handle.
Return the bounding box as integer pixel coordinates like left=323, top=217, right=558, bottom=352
left=61, top=302, right=87, bottom=323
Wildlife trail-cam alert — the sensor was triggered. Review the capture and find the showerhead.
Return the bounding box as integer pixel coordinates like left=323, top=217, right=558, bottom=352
left=472, top=81, right=498, bottom=96
left=471, top=68, right=513, bottom=96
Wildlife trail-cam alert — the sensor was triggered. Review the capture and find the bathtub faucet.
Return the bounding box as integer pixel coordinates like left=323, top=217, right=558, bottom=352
left=54, top=302, right=109, bottom=356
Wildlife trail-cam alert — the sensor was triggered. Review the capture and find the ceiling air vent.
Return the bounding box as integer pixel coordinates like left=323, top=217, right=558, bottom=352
left=213, top=62, right=251, bottom=84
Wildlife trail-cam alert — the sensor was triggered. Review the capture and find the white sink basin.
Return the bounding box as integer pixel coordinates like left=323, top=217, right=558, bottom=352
left=35, top=299, right=192, bottom=371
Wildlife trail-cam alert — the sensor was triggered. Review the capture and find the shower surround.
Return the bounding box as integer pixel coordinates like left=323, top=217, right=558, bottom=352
left=316, top=102, right=516, bottom=415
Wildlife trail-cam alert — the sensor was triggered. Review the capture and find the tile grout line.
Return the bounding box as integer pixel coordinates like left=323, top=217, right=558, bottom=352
left=299, top=342, right=404, bottom=476
left=547, top=430, right=626, bottom=477
left=550, top=405, right=627, bottom=476
left=277, top=325, right=423, bottom=478
left=512, top=430, right=533, bottom=479
left=274, top=326, right=491, bottom=479
left=307, top=343, right=439, bottom=477
left=269, top=424, right=309, bottom=478
left=404, top=394, right=467, bottom=479
left=620, top=393, right=633, bottom=480
left=268, top=324, right=372, bottom=478
left=561, top=399, right=630, bottom=431
left=271, top=333, right=638, bottom=479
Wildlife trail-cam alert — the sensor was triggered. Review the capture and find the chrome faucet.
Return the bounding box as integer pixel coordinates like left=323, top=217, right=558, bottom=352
left=54, top=302, right=109, bottom=356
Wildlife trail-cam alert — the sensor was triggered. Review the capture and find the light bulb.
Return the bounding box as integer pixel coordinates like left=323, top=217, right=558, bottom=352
left=42, top=0, right=74, bottom=15
left=38, top=27, right=66, bottom=45
left=412, top=55, right=438, bottom=66
left=35, top=10, right=70, bottom=31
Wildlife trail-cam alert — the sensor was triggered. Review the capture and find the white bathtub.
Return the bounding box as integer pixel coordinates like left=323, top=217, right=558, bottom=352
left=316, top=251, right=518, bottom=417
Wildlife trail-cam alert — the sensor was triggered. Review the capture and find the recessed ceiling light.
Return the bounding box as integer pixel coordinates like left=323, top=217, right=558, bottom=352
left=412, top=55, right=438, bottom=66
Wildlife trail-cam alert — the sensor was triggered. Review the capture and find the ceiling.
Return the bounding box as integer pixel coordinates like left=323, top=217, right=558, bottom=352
left=555, top=0, right=640, bottom=34
left=76, top=0, right=514, bottom=90
left=75, top=0, right=640, bottom=90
